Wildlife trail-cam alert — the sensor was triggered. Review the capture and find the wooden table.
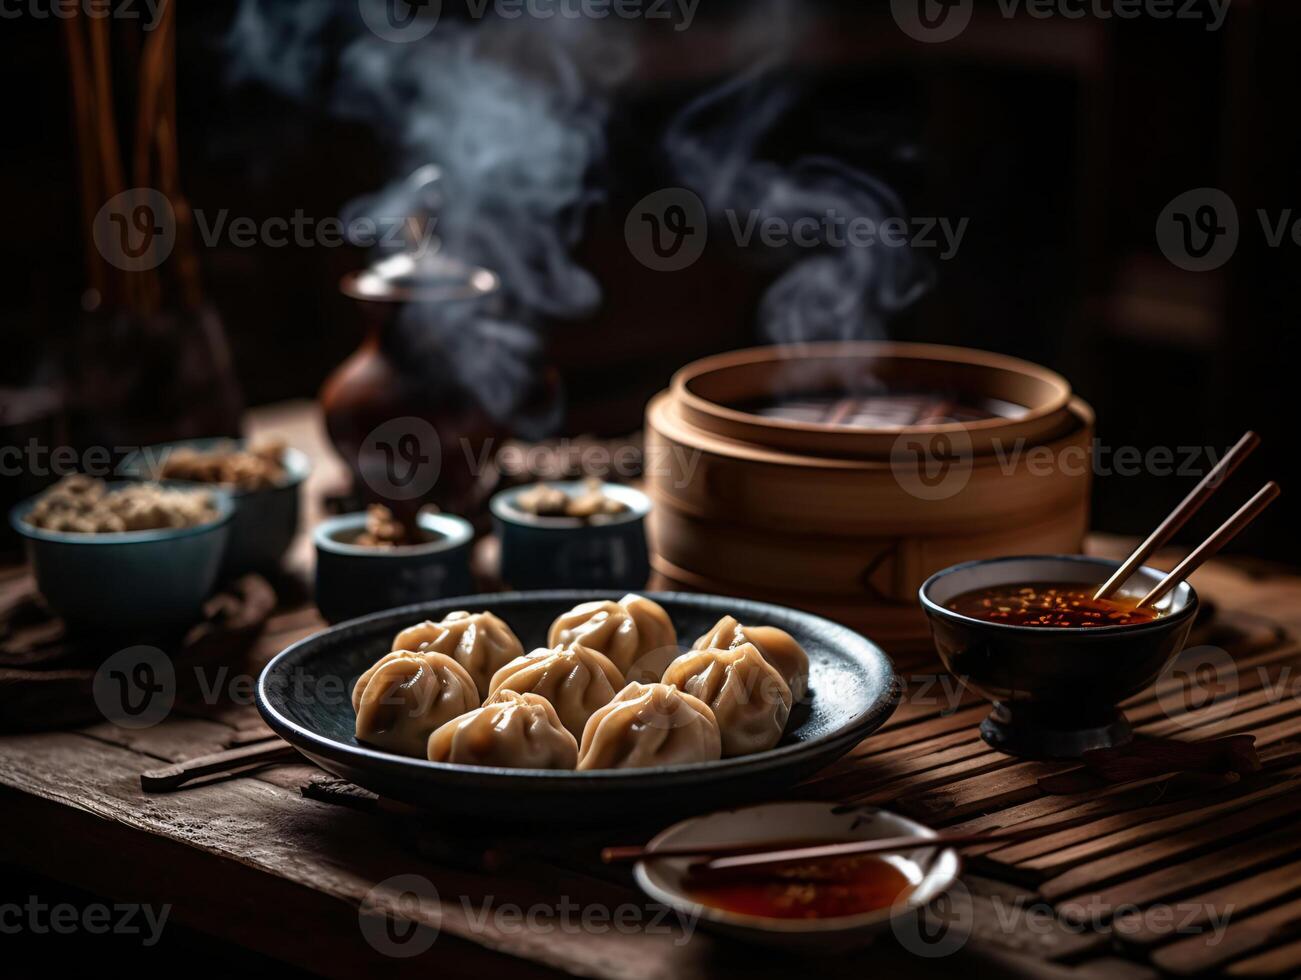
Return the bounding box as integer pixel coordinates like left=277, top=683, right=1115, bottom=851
left=4, top=404, right=1301, bottom=979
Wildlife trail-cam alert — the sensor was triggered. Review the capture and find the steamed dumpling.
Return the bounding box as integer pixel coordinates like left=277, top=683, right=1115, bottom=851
left=488, top=644, right=625, bottom=740
left=578, top=682, right=721, bottom=770
left=427, top=691, right=578, bottom=769
left=663, top=642, right=792, bottom=756
left=353, top=652, right=480, bottom=757
left=548, top=594, right=677, bottom=677
left=692, top=616, right=810, bottom=701
left=392, top=610, right=524, bottom=699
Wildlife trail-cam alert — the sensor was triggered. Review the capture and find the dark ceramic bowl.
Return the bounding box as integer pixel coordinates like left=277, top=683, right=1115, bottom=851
left=490, top=481, right=651, bottom=591
left=920, top=555, right=1198, bottom=758
left=121, top=438, right=311, bottom=574
left=313, top=511, right=474, bottom=624
left=257, top=590, right=899, bottom=823
left=10, top=482, right=234, bottom=633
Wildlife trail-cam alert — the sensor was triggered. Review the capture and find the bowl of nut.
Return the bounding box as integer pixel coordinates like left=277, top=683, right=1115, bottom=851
left=490, top=480, right=651, bottom=591
left=10, top=475, right=234, bottom=632
left=313, top=504, right=475, bottom=623
left=121, top=437, right=310, bottom=574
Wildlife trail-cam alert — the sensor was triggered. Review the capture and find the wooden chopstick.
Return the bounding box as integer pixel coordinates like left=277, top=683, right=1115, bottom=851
left=1095, top=431, right=1260, bottom=600
left=140, top=738, right=298, bottom=793
left=1138, top=482, right=1282, bottom=608
left=602, top=826, right=1039, bottom=867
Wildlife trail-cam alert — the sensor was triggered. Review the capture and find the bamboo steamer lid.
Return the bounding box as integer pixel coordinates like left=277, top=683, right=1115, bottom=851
left=646, top=392, right=1095, bottom=536
left=672, top=342, right=1075, bottom=460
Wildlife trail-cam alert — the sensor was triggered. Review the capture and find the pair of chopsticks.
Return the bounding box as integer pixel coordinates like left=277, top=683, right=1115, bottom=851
left=1093, top=431, right=1280, bottom=608
left=140, top=738, right=298, bottom=792
left=602, top=826, right=1039, bottom=874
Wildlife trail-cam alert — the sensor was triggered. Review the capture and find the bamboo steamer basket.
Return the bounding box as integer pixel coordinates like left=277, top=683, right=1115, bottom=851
left=644, top=343, right=1095, bottom=650
left=650, top=494, right=1088, bottom=598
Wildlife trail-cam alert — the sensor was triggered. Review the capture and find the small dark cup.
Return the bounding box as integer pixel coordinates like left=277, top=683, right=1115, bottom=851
left=490, top=481, right=651, bottom=591
left=313, top=512, right=474, bottom=624
left=919, top=555, right=1198, bottom=759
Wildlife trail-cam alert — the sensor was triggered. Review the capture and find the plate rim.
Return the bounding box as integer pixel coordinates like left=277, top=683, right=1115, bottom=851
left=256, top=589, right=900, bottom=784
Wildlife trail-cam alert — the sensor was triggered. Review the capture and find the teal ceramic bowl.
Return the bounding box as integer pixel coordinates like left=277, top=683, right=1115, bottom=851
left=10, top=483, right=234, bottom=633
left=313, top=511, right=475, bottom=624
left=490, top=481, right=651, bottom=591
left=120, top=439, right=311, bottom=574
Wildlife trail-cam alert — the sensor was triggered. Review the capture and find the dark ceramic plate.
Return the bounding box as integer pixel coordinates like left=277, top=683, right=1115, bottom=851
left=257, top=591, right=899, bottom=823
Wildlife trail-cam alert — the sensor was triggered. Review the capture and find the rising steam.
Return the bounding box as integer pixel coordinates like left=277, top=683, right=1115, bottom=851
left=664, top=64, right=933, bottom=345
left=225, top=2, right=627, bottom=433
left=225, top=0, right=930, bottom=427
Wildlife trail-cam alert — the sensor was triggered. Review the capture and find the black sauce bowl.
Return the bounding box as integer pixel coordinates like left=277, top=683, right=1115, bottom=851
left=919, top=555, right=1198, bottom=759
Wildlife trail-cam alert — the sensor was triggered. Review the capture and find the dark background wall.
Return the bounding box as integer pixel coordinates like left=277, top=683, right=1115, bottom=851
left=2, top=0, right=1297, bottom=558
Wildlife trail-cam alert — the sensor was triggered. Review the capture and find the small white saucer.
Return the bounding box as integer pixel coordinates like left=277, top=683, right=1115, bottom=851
left=633, top=801, right=961, bottom=953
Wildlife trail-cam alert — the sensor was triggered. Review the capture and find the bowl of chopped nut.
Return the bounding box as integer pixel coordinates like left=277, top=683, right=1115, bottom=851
left=10, top=476, right=234, bottom=632
left=312, top=505, right=474, bottom=623
left=120, top=437, right=311, bottom=574
left=490, top=480, right=651, bottom=591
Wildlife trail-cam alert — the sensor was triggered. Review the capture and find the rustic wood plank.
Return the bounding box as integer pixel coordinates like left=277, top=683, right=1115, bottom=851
left=803, top=741, right=1016, bottom=805
left=0, top=745, right=567, bottom=980
left=0, top=733, right=746, bottom=980
left=1059, top=827, right=1301, bottom=922
left=945, top=770, right=1241, bottom=844
left=1143, top=685, right=1301, bottom=740
left=862, top=704, right=989, bottom=750
left=1039, top=788, right=1301, bottom=902
left=1013, top=777, right=1301, bottom=873
left=817, top=725, right=980, bottom=771
left=899, top=761, right=1061, bottom=824
left=978, top=745, right=1301, bottom=861
left=958, top=875, right=1111, bottom=962
left=79, top=716, right=242, bottom=763
left=1118, top=856, right=1301, bottom=948
left=1225, top=935, right=1301, bottom=977
left=1152, top=894, right=1301, bottom=975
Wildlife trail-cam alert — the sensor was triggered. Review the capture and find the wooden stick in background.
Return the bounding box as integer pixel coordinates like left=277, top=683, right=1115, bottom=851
left=1095, top=431, right=1260, bottom=600
left=86, top=12, right=139, bottom=312
left=133, top=0, right=171, bottom=313
left=61, top=14, right=106, bottom=302
left=155, top=0, right=203, bottom=310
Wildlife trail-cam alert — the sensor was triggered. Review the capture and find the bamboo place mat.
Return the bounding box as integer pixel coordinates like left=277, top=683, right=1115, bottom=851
left=785, top=562, right=1301, bottom=978
left=3, top=550, right=1301, bottom=978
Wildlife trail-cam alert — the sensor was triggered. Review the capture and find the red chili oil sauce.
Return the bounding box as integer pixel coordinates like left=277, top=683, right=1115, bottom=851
left=947, top=582, right=1162, bottom=628
left=684, top=854, right=917, bottom=920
